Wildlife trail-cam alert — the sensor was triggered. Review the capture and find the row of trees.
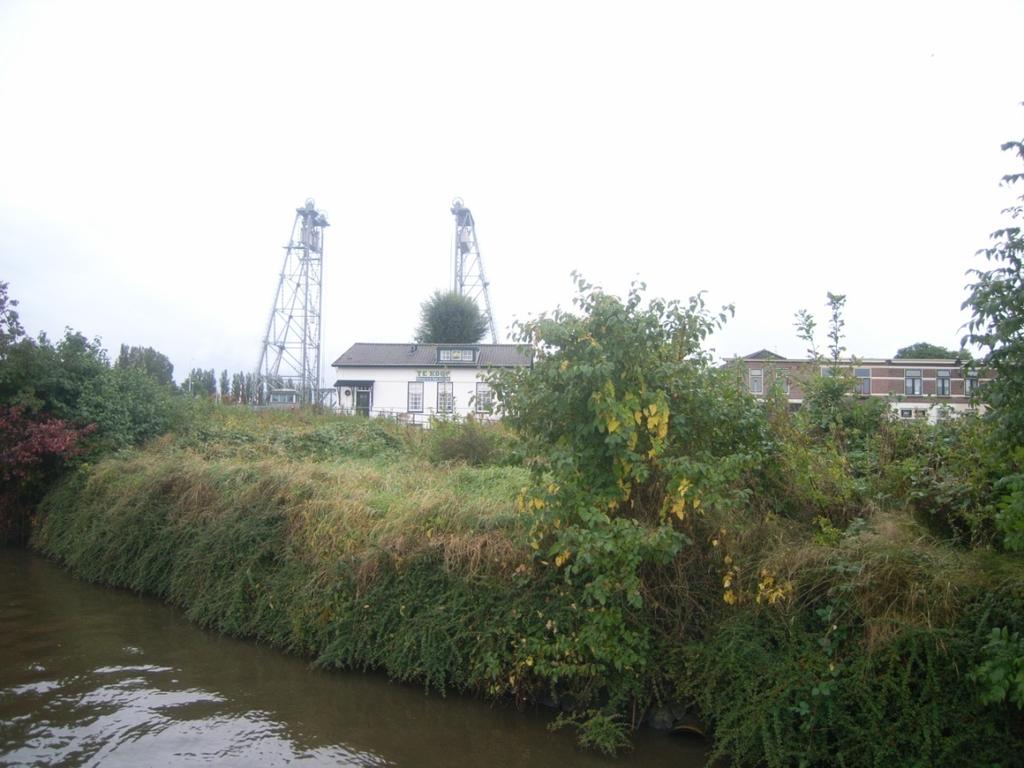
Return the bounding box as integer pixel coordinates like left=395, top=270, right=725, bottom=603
left=0, top=286, right=186, bottom=542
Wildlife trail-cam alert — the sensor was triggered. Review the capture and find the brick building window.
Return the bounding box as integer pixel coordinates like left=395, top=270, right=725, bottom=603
left=936, top=369, right=951, bottom=396
left=965, top=370, right=979, bottom=396
left=749, top=369, right=763, bottom=395
left=904, top=369, right=923, bottom=396
left=855, top=368, right=871, bottom=395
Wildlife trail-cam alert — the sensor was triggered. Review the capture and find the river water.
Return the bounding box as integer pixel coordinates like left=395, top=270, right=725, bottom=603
left=0, top=550, right=710, bottom=767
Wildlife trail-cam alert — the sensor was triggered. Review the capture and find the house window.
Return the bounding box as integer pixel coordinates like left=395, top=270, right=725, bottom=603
left=855, top=368, right=871, bottom=395
left=437, top=381, right=454, bottom=414
left=438, top=348, right=476, bottom=363
left=936, top=369, right=951, bottom=396
left=475, top=382, right=493, bottom=413
left=899, top=409, right=913, bottom=419
left=749, top=369, right=763, bottom=395
left=904, top=369, right=923, bottom=396
left=407, top=381, right=424, bottom=413
left=777, top=367, right=790, bottom=395
left=965, top=369, right=979, bottom=396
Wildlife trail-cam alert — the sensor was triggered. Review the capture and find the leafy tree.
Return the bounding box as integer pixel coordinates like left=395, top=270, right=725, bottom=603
left=182, top=368, right=217, bottom=397
left=792, top=293, right=877, bottom=440
left=825, top=292, right=847, bottom=366
left=490, top=275, right=766, bottom=749
left=964, top=138, right=1024, bottom=444
left=0, top=405, right=90, bottom=544
left=414, top=290, right=488, bottom=344
left=115, top=344, right=175, bottom=386
left=0, top=281, right=24, bottom=356
left=895, top=342, right=960, bottom=359
left=793, top=308, right=819, bottom=358
left=963, top=135, right=1024, bottom=549
left=219, top=369, right=229, bottom=402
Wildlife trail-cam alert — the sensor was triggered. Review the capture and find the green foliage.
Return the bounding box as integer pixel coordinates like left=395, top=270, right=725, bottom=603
left=26, top=355, right=1024, bottom=763
left=425, top=418, right=514, bottom=466
left=825, top=291, right=847, bottom=365
left=176, top=406, right=406, bottom=461
left=791, top=294, right=890, bottom=447
left=763, top=423, right=860, bottom=524
left=964, top=140, right=1024, bottom=552
left=872, top=416, right=1007, bottom=546
left=793, top=308, right=818, bottom=358
left=0, top=280, right=24, bottom=355
left=414, top=290, right=488, bottom=344
left=115, top=344, right=175, bottom=387
left=968, top=626, right=1024, bottom=709
left=1, top=326, right=186, bottom=455
left=895, top=341, right=961, bottom=359
left=182, top=367, right=217, bottom=397
left=490, top=274, right=770, bottom=744
left=31, top=442, right=536, bottom=707
left=964, top=138, right=1024, bottom=448
left=679, top=609, right=1024, bottom=768
left=550, top=710, right=631, bottom=755
left=995, top=460, right=1024, bottom=551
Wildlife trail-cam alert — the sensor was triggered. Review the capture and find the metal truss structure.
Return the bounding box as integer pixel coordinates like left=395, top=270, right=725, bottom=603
left=256, top=199, right=329, bottom=405
left=450, top=198, right=497, bottom=343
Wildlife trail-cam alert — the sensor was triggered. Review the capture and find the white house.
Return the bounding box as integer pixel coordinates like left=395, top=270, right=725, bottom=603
left=331, top=343, right=532, bottom=425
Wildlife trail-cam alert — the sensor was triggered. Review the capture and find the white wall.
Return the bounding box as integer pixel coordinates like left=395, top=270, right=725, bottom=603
left=333, top=365, right=498, bottom=425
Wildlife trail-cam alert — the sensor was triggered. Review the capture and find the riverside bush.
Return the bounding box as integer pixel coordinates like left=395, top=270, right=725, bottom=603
left=490, top=276, right=775, bottom=750
left=871, top=416, right=1010, bottom=547
left=424, top=418, right=517, bottom=466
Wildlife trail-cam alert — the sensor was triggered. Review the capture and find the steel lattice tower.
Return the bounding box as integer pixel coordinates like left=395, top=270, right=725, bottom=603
left=256, top=199, right=329, bottom=405
left=450, top=198, right=497, bottom=343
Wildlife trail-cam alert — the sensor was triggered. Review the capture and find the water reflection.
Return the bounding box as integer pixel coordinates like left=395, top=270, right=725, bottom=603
left=0, top=550, right=708, bottom=767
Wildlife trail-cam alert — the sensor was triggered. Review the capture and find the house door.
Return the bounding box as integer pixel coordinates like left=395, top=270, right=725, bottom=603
left=355, top=387, right=371, bottom=417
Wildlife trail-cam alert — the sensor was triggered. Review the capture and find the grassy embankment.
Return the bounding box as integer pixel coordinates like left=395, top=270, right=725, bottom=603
left=32, top=406, right=1024, bottom=766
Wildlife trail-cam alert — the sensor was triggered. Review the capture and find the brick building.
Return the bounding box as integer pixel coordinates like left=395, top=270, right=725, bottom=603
left=734, top=350, right=991, bottom=421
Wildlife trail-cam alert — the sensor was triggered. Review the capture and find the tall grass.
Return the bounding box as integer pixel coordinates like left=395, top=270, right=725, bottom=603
left=30, top=407, right=1024, bottom=763
left=33, top=439, right=539, bottom=696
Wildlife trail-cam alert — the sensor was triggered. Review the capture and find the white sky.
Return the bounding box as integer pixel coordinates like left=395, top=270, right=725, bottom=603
left=1, top=0, right=1022, bottom=382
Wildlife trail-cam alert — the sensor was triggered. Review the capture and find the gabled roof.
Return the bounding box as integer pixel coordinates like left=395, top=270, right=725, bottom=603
left=743, top=349, right=787, bottom=360
left=332, top=342, right=532, bottom=368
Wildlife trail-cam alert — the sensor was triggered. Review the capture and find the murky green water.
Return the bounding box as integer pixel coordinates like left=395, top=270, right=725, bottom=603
left=0, top=550, right=710, bottom=767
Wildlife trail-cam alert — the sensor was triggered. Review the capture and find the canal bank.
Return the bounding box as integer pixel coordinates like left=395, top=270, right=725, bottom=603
left=23, top=408, right=1024, bottom=767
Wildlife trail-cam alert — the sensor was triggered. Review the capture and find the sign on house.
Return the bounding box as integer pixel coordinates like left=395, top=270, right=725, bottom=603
left=416, top=369, right=451, bottom=381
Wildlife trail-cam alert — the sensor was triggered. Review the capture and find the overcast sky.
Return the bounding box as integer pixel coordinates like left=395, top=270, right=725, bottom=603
left=1, top=1, right=1022, bottom=382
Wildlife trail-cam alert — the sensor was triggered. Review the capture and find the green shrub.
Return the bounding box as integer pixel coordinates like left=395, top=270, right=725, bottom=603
left=969, top=626, right=1024, bottom=709
left=426, top=418, right=497, bottom=465
left=872, top=417, right=1008, bottom=547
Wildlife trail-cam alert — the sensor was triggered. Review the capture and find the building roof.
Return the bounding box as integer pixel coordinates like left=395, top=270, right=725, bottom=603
left=332, top=342, right=533, bottom=368
left=743, top=349, right=787, bottom=360
left=736, top=352, right=966, bottom=366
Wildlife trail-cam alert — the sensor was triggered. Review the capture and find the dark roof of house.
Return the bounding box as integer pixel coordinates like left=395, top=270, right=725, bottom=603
left=332, top=343, right=533, bottom=368
left=743, top=349, right=787, bottom=360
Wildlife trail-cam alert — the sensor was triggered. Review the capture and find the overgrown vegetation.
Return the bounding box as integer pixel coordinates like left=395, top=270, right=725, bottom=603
left=0, top=283, right=187, bottom=543
left=10, top=135, right=1024, bottom=765
left=29, top=271, right=1024, bottom=764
